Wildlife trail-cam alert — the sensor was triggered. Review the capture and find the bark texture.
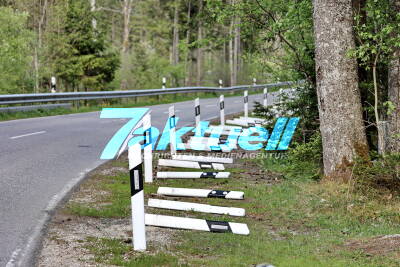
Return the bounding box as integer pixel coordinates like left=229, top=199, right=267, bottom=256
left=388, top=0, right=400, bottom=153
left=313, top=0, right=368, bottom=177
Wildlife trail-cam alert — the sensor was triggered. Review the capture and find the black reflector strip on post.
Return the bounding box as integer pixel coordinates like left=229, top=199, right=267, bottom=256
left=144, top=128, right=151, bottom=147
left=130, top=163, right=144, bottom=196
left=206, top=220, right=232, bottom=233
left=207, top=190, right=230, bottom=198
left=220, top=101, right=224, bottom=110
left=200, top=172, right=217, bottom=178
left=244, top=96, right=248, bottom=103
left=169, top=115, right=176, bottom=129
left=198, top=162, right=213, bottom=169
left=195, top=106, right=201, bottom=116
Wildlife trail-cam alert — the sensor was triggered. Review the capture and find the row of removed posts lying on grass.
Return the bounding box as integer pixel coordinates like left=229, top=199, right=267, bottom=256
left=103, top=89, right=281, bottom=251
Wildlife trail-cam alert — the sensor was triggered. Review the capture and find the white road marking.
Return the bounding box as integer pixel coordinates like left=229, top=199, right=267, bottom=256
left=10, top=131, right=46, bottom=140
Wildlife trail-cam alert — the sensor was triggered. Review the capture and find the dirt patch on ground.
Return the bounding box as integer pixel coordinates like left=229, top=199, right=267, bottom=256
left=344, top=234, right=400, bottom=256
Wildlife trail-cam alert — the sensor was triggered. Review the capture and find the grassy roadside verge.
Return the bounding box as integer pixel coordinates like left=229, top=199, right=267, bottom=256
left=38, top=146, right=400, bottom=266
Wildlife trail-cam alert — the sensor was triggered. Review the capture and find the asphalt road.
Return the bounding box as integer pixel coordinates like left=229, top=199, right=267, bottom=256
left=0, top=92, right=279, bottom=266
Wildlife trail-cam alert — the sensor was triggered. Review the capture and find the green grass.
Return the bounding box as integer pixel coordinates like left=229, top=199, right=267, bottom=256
left=0, top=86, right=277, bottom=122
left=65, top=156, right=400, bottom=266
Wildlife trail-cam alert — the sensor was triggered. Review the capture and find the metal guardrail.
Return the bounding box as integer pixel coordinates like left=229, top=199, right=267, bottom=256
left=0, top=81, right=300, bottom=106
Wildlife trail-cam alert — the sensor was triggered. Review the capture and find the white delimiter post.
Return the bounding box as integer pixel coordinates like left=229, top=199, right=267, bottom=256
left=143, top=114, right=153, bottom=183
left=220, top=95, right=225, bottom=126
left=128, top=143, right=146, bottom=251
left=244, top=90, right=249, bottom=118
left=169, top=106, right=177, bottom=155
left=195, top=98, right=200, bottom=128
left=263, top=88, right=268, bottom=107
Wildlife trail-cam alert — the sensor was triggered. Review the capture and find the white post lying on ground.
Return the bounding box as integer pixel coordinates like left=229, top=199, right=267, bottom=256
left=157, top=172, right=230, bottom=179
left=244, top=90, right=248, bottom=118
left=148, top=199, right=245, bottom=217
left=145, top=214, right=250, bottom=235
left=171, top=154, right=233, bottom=164
left=226, top=118, right=260, bottom=127
left=157, top=187, right=244, bottom=199
left=169, top=106, right=176, bottom=155
left=143, top=114, right=153, bottom=183
left=158, top=159, right=225, bottom=170
left=263, top=88, right=268, bottom=107
left=238, top=117, right=266, bottom=124
left=220, top=95, right=225, bottom=126
left=194, top=98, right=200, bottom=128
left=128, top=143, right=146, bottom=251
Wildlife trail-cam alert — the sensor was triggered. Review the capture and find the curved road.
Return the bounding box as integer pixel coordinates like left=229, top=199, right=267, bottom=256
left=0, top=92, right=278, bottom=266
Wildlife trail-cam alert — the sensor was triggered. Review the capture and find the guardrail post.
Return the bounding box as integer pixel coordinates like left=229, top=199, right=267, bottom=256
left=263, top=88, right=268, bottom=107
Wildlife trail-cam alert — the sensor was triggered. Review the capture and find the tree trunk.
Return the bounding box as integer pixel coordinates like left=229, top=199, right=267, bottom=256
left=388, top=0, right=400, bottom=153
left=172, top=0, right=180, bottom=66
left=120, top=0, right=133, bottom=89
left=185, top=0, right=191, bottom=86
left=196, top=0, right=203, bottom=86
left=313, top=0, right=368, bottom=177
left=90, top=0, right=97, bottom=29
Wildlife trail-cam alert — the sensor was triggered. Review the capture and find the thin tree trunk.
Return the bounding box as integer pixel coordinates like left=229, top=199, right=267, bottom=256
left=196, top=0, right=203, bottom=86
left=229, top=7, right=234, bottom=86
left=121, top=0, right=133, bottom=89
left=185, top=0, right=191, bottom=86
left=172, top=0, right=180, bottom=66
left=34, top=0, right=48, bottom=93
left=388, top=0, right=400, bottom=153
left=90, top=0, right=97, bottom=29
left=233, top=15, right=240, bottom=84
left=313, top=0, right=369, bottom=177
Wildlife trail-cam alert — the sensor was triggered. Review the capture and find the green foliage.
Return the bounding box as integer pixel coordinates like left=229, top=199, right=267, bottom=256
left=353, top=153, right=400, bottom=195
left=0, top=7, right=34, bottom=94
left=51, top=0, right=119, bottom=91
left=264, top=132, right=322, bottom=180
left=349, top=0, right=400, bottom=69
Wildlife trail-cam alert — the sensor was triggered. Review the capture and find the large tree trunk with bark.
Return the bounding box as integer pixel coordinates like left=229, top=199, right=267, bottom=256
left=313, top=0, right=368, bottom=177
left=388, top=0, right=400, bottom=153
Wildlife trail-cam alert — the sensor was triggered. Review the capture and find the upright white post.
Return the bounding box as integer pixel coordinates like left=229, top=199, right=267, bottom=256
left=51, top=76, right=56, bottom=93
left=169, top=106, right=177, bottom=155
left=162, top=77, right=167, bottom=89
left=263, top=88, right=268, bottom=107
left=220, top=95, right=225, bottom=126
left=244, top=90, right=248, bottom=118
left=219, top=79, right=223, bottom=88
left=253, top=78, right=257, bottom=86
left=195, top=98, right=200, bottom=128
left=128, top=143, right=146, bottom=251
left=143, top=114, right=153, bottom=183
